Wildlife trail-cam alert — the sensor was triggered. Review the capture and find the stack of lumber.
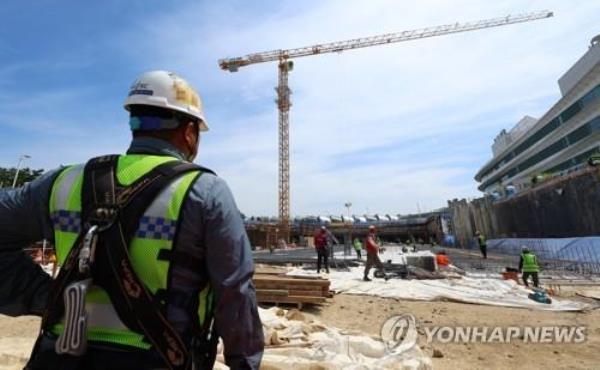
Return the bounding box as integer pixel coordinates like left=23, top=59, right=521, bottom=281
left=253, top=266, right=330, bottom=308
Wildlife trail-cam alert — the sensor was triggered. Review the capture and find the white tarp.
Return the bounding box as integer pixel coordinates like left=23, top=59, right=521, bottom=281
left=286, top=267, right=593, bottom=311
left=213, top=307, right=432, bottom=370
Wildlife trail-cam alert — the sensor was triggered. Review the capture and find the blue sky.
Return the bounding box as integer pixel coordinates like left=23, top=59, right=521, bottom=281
left=1, top=0, right=598, bottom=216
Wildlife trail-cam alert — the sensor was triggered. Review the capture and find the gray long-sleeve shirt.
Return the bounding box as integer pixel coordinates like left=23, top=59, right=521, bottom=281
left=0, top=137, right=264, bottom=369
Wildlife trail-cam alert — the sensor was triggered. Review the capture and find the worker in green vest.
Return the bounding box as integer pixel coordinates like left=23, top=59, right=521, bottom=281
left=519, top=247, right=540, bottom=288
left=475, top=230, right=487, bottom=259
left=0, top=71, right=263, bottom=369
left=353, top=237, right=363, bottom=260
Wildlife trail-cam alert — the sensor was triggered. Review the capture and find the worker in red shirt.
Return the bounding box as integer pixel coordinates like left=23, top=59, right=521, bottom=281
left=314, top=226, right=330, bottom=273
left=436, top=250, right=450, bottom=268
left=363, top=225, right=386, bottom=281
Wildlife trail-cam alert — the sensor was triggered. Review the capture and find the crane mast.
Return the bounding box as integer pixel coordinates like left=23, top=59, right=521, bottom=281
left=277, top=60, right=293, bottom=232
left=219, top=10, right=553, bottom=240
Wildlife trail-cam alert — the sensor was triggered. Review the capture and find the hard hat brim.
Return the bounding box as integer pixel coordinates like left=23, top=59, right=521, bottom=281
left=125, top=96, right=209, bottom=132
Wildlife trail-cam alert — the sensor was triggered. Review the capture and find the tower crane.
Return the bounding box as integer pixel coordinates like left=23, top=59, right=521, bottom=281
left=219, top=10, right=553, bottom=240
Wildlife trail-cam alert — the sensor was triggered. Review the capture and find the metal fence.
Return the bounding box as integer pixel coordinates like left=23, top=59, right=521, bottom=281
left=446, top=238, right=600, bottom=276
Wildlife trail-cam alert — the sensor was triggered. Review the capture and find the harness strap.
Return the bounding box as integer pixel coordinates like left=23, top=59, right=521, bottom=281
left=99, top=222, right=188, bottom=369
left=41, top=156, right=123, bottom=345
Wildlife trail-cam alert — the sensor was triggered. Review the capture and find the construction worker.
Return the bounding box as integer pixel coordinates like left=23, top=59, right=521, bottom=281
left=314, top=226, right=329, bottom=273
left=475, top=230, right=487, bottom=259
left=0, top=71, right=263, bottom=369
left=519, top=247, right=540, bottom=288
left=363, top=225, right=387, bottom=281
left=434, top=249, right=465, bottom=275
left=435, top=249, right=451, bottom=268
left=406, top=237, right=417, bottom=252
left=353, top=238, right=363, bottom=260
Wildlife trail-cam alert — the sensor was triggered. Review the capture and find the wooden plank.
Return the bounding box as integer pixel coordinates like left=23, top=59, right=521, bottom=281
left=257, top=288, right=329, bottom=296
left=254, top=265, right=289, bottom=275
left=257, top=295, right=326, bottom=304
left=255, top=289, right=289, bottom=297
left=253, top=276, right=330, bottom=287
left=254, top=282, right=327, bottom=291
left=252, top=274, right=330, bottom=303
left=253, top=275, right=329, bottom=282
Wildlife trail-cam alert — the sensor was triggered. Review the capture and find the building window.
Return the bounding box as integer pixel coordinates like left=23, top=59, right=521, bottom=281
left=591, top=116, right=600, bottom=132
left=567, top=122, right=592, bottom=144
left=560, top=101, right=582, bottom=123
left=581, top=85, right=600, bottom=108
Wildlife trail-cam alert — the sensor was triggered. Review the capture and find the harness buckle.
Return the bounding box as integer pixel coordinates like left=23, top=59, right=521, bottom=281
left=54, top=278, right=92, bottom=356
left=87, top=206, right=119, bottom=232
left=55, top=225, right=99, bottom=356
left=78, top=225, right=98, bottom=274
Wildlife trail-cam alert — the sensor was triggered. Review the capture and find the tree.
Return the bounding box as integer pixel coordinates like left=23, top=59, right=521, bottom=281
left=0, top=167, right=45, bottom=188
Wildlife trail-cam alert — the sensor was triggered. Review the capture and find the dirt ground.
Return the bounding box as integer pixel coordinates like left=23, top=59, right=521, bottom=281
left=309, top=293, right=600, bottom=370
left=1, top=293, right=599, bottom=370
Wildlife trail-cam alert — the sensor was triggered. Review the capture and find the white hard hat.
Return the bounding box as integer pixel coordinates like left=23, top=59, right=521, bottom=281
left=124, top=70, right=209, bottom=131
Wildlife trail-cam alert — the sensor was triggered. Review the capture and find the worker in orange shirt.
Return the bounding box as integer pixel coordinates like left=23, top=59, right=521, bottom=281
left=363, top=225, right=387, bottom=281
left=436, top=250, right=450, bottom=268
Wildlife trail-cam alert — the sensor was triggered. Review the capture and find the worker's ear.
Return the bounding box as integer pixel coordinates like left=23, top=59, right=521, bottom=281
left=183, top=121, right=200, bottom=161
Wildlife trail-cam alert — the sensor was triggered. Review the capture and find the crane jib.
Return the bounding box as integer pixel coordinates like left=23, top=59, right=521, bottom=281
left=218, top=10, right=553, bottom=69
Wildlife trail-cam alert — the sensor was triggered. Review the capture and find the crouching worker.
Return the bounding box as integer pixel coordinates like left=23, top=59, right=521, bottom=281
left=436, top=250, right=450, bottom=268
left=519, top=247, right=540, bottom=288
left=435, top=249, right=465, bottom=275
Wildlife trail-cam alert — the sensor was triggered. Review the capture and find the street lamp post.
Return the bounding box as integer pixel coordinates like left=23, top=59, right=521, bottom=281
left=343, top=202, right=353, bottom=257
left=12, top=154, right=31, bottom=188
left=344, top=202, right=352, bottom=218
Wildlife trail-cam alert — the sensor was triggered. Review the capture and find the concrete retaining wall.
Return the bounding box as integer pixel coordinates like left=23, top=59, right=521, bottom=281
left=449, top=166, right=600, bottom=247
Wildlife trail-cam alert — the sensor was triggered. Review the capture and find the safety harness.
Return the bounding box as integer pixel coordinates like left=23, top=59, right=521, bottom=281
left=37, top=155, right=217, bottom=370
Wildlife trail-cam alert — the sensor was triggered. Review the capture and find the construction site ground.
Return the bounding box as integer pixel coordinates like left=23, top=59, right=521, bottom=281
left=1, top=291, right=599, bottom=369
left=2, top=245, right=600, bottom=369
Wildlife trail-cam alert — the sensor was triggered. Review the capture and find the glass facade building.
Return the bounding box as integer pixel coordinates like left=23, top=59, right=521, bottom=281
left=475, top=37, right=600, bottom=196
